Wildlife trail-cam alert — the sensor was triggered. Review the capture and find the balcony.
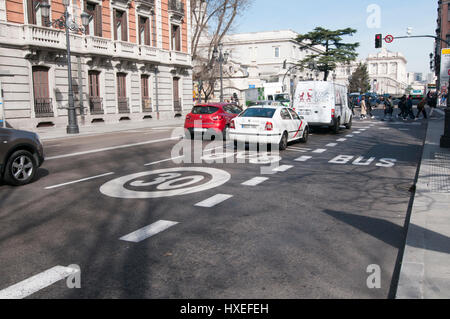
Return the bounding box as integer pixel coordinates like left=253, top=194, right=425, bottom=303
left=89, top=97, right=104, bottom=115
left=173, top=98, right=182, bottom=112
left=169, top=0, right=185, bottom=17
left=34, top=98, right=54, bottom=117
left=142, top=97, right=152, bottom=112
left=139, top=45, right=159, bottom=62
left=85, top=36, right=114, bottom=56
left=135, top=0, right=155, bottom=9
left=23, top=25, right=84, bottom=52
left=114, top=40, right=139, bottom=59
left=118, top=97, right=130, bottom=113
left=170, top=50, right=191, bottom=66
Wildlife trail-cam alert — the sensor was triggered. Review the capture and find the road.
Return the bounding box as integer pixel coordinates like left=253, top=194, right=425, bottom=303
left=0, top=109, right=426, bottom=299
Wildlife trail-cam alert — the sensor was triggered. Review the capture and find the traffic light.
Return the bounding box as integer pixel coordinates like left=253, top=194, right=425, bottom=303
left=375, top=34, right=382, bottom=48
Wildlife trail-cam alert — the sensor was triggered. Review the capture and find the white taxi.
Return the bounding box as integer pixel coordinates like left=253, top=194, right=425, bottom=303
left=229, top=105, right=309, bottom=150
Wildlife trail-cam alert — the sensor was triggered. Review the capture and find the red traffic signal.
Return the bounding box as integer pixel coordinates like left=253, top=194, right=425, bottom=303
left=375, top=34, right=382, bottom=48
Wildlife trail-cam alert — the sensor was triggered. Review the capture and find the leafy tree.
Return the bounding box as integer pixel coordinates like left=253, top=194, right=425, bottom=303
left=295, top=27, right=359, bottom=81
left=348, top=63, right=371, bottom=93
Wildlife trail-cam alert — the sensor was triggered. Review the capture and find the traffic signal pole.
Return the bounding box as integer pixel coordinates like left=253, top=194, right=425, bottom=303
left=377, top=34, right=450, bottom=148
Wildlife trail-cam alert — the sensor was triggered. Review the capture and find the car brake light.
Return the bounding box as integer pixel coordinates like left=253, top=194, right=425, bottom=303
left=265, top=122, right=273, bottom=131
left=331, top=108, right=335, bottom=118
left=230, top=120, right=235, bottom=129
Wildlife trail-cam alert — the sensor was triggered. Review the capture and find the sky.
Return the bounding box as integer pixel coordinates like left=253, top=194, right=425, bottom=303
left=233, top=0, right=437, bottom=76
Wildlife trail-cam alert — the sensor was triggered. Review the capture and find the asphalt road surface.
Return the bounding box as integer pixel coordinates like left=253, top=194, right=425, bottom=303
left=0, top=109, right=427, bottom=299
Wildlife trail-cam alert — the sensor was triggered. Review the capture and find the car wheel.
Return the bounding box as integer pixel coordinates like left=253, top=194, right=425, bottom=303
left=279, top=132, right=288, bottom=151
left=4, top=150, right=37, bottom=186
left=300, top=126, right=309, bottom=143
left=331, top=118, right=339, bottom=134
left=345, top=117, right=352, bottom=129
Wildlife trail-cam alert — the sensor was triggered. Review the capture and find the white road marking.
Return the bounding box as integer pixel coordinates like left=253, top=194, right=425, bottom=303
left=241, top=177, right=269, bottom=186
left=435, top=108, right=445, bottom=115
left=379, top=128, right=390, bottom=130
left=195, top=194, right=233, bottom=208
left=336, top=138, right=347, bottom=142
left=295, top=156, right=312, bottom=162
left=120, top=220, right=178, bottom=243
left=358, top=129, right=367, bottom=131
left=273, top=165, right=293, bottom=172
left=312, top=149, right=327, bottom=153
left=144, top=156, right=184, bottom=166
left=345, top=135, right=354, bottom=138
left=399, top=128, right=410, bottom=131
left=46, top=136, right=182, bottom=160
left=326, top=143, right=338, bottom=147
left=354, top=131, right=362, bottom=134
left=288, top=146, right=312, bottom=152
left=0, top=265, right=79, bottom=299
left=45, top=172, right=115, bottom=190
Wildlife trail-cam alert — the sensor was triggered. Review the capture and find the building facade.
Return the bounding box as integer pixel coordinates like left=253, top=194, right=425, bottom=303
left=197, top=30, right=325, bottom=103
left=0, top=0, right=193, bottom=130
left=366, top=48, right=408, bottom=95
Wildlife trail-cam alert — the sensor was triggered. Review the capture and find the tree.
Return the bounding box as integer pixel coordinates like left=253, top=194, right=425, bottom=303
left=295, top=27, right=359, bottom=81
left=348, top=63, right=371, bottom=93
left=190, top=0, right=252, bottom=102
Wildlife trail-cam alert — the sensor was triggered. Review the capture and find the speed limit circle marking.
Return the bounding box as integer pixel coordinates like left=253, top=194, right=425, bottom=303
left=100, top=167, right=231, bottom=199
left=385, top=35, right=394, bottom=43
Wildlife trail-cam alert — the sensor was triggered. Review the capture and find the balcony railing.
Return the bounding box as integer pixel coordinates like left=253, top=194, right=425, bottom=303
left=169, top=0, right=185, bottom=16
left=142, top=97, right=152, bottom=112
left=114, top=41, right=139, bottom=59
left=85, top=36, right=114, bottom=56
left=135, top=0, right=155, bottom=8
left=118, top=97, right=130, bottom=113
left=89, top=97, right=104, bottom=115
left=34, top=98, right=54, bottom=117
left=173, top=98, right=182, bottom=112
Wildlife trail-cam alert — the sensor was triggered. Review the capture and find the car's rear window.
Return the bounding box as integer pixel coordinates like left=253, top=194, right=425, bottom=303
left=240, top=108, right=276, bottom=118
left=191, top=106, right=219, bottom=114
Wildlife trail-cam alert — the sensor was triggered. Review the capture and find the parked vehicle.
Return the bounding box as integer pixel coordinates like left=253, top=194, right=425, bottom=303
left=293, top=81, right=352, bottom=133
left=184, top=103, right=242, bottom=139
left=0, top=127, right=44, bottom=186
left=229, top=105, right=309, bottom=150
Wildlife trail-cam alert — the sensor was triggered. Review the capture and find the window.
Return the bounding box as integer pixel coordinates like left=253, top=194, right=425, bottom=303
left=88, top=71, right=100, bottom=97
left=117, top=73, right=128, bottom=112
left=274, top=47, right=280, bottom=58
left=280, top=108, right=292, bottom=120
left=32, top=66, right=53, bottom=116
left=27, top=0, right=49, bottom=26
left=240, top=108, right=276, bottom=118
left=171, top=24, right=181, bottom=51
left=288, top=108, right=300, bottom=120
left=85, top=2, right=102, bottom=37
left=191, top=106, right=219, bottom=114
left=141, top=74, right=151, bottom=111
left=114, top=9, right=127, bottom=41
left=139, top=16, right=151, bottom=46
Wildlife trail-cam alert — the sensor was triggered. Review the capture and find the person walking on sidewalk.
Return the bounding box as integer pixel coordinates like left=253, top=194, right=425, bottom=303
left=416, top=97, right=428, bottom=120
left=428, top=91, right=438, bottom=117
left=360, top=96, right=367, bottom=119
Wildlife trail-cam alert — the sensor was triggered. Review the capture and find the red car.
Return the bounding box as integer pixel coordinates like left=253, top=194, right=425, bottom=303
left=184, top=103, right=242, bottom=139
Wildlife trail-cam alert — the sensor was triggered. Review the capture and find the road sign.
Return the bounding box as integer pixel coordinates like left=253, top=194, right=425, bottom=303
left=385, top=35, right=394, bottom=43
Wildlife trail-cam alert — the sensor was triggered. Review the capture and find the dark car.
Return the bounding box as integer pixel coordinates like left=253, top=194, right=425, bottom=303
left=0, top=127, right=44, bottom=186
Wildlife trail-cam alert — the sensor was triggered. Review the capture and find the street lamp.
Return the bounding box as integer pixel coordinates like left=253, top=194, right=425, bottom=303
left=213, top=44, right=229, bottom=102
left=41, top=1, right=90, bottom=134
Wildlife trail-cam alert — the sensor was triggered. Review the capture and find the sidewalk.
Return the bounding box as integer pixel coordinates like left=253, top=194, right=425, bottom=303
left=396, top=110, right=450, bottom=298
left=33, top=118, right=185, bottom=141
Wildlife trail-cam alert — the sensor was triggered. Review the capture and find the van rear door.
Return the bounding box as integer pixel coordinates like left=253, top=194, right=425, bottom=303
left=294, top=81, right=333, bottom=125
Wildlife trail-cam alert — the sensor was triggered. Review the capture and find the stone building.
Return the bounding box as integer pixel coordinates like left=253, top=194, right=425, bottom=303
left=0, top=0, right=193, bottom=130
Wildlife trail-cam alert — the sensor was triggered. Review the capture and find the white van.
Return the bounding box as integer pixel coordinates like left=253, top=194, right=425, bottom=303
left=293, top=81, right=352, bottom=133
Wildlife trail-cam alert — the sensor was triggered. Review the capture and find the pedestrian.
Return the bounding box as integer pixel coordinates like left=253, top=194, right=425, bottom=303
left=404, top=95, right=415, bottom=120
left=397, top=95, right=406, bottom=119
left=415, top=97, right=428, bottom=120
left=366, top=95, right=374, bottom=119
left=440, top=92, right=447, bottom=107
left=428, top=92, right=438, bottom=117
left=360, top=96, right=367, bottom=119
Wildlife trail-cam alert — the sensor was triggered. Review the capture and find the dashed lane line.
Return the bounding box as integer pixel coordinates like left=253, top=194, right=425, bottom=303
left=195, top=194, right=234, bottom=208
left=326, top=143, right=338, bottom=147
left=273, top=165, right=294, bottom=172
left=0, top=265, right=79, bottom=299
left=312, top=149, right=327, bottom=153
left=295, top=156, right=312, bottom=162
left=120, top=220, right=179, bottom=243
left=241, top=177, right=269, bottom=186
left=336, top=138, right=347, bottom=142
left=345, top=135, right=354, bottom=138
left=44, top=172, right=115, bottom=190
